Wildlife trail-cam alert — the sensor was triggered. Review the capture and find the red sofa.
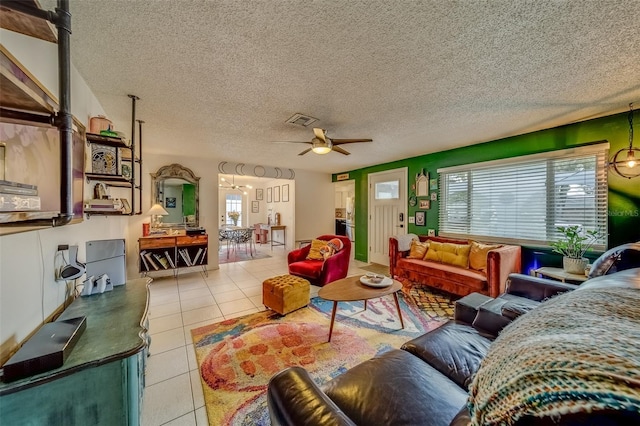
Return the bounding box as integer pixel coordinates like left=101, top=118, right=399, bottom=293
left=288, top=235, right=351, bottom=286
left=389, top=235, right=521, bottom=297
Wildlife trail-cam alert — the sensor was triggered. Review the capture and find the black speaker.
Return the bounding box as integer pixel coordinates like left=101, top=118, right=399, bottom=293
left=60, top=245, right=86, bottom=280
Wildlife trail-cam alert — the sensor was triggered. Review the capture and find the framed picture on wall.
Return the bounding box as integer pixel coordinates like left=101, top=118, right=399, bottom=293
left=251, top=200, right=259, bottom=213
left=274, top=185, right=280, bottom=202
left=267, top=187, right=272, bottom=203
left=282, top=184, right=289, bottom=202
left=256, top=188, right=263, bottom=200
left=165, top=197, right=176, bottom=208
left=419, top=199, right=430, bottom=209
left=415, top=211, right=426, bottom=226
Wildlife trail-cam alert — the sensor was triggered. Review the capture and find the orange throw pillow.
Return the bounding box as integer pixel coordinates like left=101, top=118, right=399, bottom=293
left=320, top=238, right=344, bottom=260
left=469, top=241, right=502, bottom=272
left=407, top=240, right=429, bottom=259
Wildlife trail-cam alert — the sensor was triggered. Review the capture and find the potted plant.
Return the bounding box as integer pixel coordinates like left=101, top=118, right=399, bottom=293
left=550, top=225, right=600, bottom=274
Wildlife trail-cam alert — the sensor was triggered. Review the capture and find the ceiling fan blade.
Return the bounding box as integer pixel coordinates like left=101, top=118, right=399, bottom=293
left=272, top=140, right=312, bottom=144
left=331, top=138, right=373, bottom=145
left=332, top=146, right=351, bottom=155
left=298, top=148, right=313, bottom=156
left=313, top=128, right=327, bottom=143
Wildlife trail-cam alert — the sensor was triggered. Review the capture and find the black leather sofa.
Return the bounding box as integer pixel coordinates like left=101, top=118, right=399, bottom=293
left=267, top=267, right=640, bottom=426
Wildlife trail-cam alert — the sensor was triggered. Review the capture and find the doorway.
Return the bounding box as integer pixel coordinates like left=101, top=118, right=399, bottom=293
left=334, top=180, right=356, bottom=258
left=218, top=174, right=295, bottom=263
left=368, top=168, right=407, bottom=265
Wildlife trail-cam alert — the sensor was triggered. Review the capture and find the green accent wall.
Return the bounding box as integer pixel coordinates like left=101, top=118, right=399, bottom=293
left=334, top=112, right=640, bottom=262
left=183, top=184, right=196, bottom=215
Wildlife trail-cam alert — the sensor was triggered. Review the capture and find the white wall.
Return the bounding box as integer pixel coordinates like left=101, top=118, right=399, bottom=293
left=293, top=170, right=335, bottom=241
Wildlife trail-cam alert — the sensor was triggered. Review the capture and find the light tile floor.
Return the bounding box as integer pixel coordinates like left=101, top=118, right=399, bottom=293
left=141, top=247, right=369, bottom=425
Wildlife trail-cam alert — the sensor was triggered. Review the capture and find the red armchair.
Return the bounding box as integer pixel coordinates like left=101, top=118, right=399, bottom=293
left=287, top=235, right=351, bottom=286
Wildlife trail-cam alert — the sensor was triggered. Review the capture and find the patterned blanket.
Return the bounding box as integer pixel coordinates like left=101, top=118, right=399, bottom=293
left=468, top=286, right=640, bottom=425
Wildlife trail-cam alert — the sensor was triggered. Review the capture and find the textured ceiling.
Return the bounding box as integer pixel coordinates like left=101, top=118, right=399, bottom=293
left=48, top=0, right=640, bottom=173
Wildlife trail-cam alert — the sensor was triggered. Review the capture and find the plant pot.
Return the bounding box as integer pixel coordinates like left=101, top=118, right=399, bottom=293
left=563, top=256, right=588, bottom=275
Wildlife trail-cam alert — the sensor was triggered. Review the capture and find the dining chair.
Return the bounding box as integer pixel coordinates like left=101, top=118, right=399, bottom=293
left=230, top=227, right=255, bottom=257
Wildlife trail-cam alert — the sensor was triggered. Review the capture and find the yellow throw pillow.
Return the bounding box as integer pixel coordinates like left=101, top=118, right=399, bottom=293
left=306, top=239, right=327, bottom=260
left=407, top=240, right=429, bottom=259
left=469, top=241, right=502, bottom=272
left=424, top=241, right=471, bottom=268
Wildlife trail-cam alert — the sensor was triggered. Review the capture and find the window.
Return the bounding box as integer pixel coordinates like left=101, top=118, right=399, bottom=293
left=438, top=144, right=608, bottom=249
left=375, top=180, right=399, bottom=200
left=225, top=193, right=242, bottom=226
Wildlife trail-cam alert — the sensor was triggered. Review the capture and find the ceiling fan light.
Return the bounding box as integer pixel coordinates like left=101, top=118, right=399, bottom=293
left=311, top=137, right=332, bottom=154
left=312, top=146, right=332, bottom=154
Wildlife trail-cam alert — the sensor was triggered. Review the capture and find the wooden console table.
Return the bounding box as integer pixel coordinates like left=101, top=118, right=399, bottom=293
left=138, top=234, right=208, bottom=276
left=260, top=224, right=286, bottom=249
left=0, top=278, right=151, bottom=426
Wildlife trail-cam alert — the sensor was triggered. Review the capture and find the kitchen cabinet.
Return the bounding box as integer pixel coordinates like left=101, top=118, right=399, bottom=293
left=335, top=191, right=347, bottom=208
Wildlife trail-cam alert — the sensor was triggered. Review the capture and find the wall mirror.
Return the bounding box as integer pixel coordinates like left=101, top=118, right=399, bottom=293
left=151, top=163, right=200, bottom=227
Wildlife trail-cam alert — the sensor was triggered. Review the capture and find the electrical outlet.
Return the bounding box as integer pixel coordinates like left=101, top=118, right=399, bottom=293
left=408, top=217, right=415, bottom=224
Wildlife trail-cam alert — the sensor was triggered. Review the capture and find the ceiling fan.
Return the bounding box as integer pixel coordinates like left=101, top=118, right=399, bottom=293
left=219, top=175, right=252, bottom=194
left=277, top=128, right=373, bottom=156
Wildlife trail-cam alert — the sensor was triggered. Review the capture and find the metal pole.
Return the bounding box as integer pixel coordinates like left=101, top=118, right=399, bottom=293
left=136, top=119, right=145, bottom=215
left=54, top=0, right=73, bottom=226
left=128, top=94, right=140, bottom=215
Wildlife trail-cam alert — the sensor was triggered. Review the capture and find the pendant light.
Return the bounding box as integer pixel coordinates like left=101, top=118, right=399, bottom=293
left=610, top=103, right=640, bottom=179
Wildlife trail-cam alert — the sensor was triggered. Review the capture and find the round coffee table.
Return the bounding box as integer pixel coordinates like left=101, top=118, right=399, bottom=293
left=318, top=275, right=404, bottom=342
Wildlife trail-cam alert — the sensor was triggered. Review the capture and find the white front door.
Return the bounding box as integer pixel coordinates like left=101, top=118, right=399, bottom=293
left=368, top=168, right=407, bottom=265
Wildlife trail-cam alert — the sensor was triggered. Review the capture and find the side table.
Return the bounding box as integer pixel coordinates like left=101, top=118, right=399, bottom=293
left=533, top=266, right=588, bottom=283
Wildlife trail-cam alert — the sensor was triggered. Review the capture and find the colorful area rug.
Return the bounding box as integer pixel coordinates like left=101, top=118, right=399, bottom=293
left=403, top=284, right=457, bottom=320
left=358, top=263, right=457, bottom=320
left=192, top=293, right=446, bottom=425
left=218, top=248, right=271, bottom=264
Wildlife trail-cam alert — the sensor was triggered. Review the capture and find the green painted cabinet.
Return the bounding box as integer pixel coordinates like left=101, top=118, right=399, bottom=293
left=0, top=278, right=151, bottom=425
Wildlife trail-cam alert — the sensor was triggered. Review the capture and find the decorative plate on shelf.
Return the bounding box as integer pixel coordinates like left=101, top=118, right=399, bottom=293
left=91, top=144, right=118, bottom=175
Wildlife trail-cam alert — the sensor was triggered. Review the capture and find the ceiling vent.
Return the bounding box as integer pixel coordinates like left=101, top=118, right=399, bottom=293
left=285, top=113, right=318, bottom=127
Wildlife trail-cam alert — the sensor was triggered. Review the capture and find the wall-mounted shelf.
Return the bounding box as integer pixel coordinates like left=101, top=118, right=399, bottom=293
left=0, top=46, right=58, bottom=116
left=0, top=0, right=58, bottom=43
left=84, top=113, right=143, bottom=218
left=0, top=210, right=60, bottom=224
left=84, top=174, right=132, bottom=186
left=0, top=0, right=74, bottom=233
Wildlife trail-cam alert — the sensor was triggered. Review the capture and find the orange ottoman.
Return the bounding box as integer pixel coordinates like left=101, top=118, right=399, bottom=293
left=263, top=275, right=310, bottom=315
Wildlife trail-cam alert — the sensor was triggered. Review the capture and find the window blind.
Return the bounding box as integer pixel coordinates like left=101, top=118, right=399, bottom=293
left=438, top=144, right=608, bottom=249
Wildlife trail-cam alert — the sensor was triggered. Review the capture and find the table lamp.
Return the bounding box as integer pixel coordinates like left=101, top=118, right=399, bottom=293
left=147, top=203, right=169, bottom=230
